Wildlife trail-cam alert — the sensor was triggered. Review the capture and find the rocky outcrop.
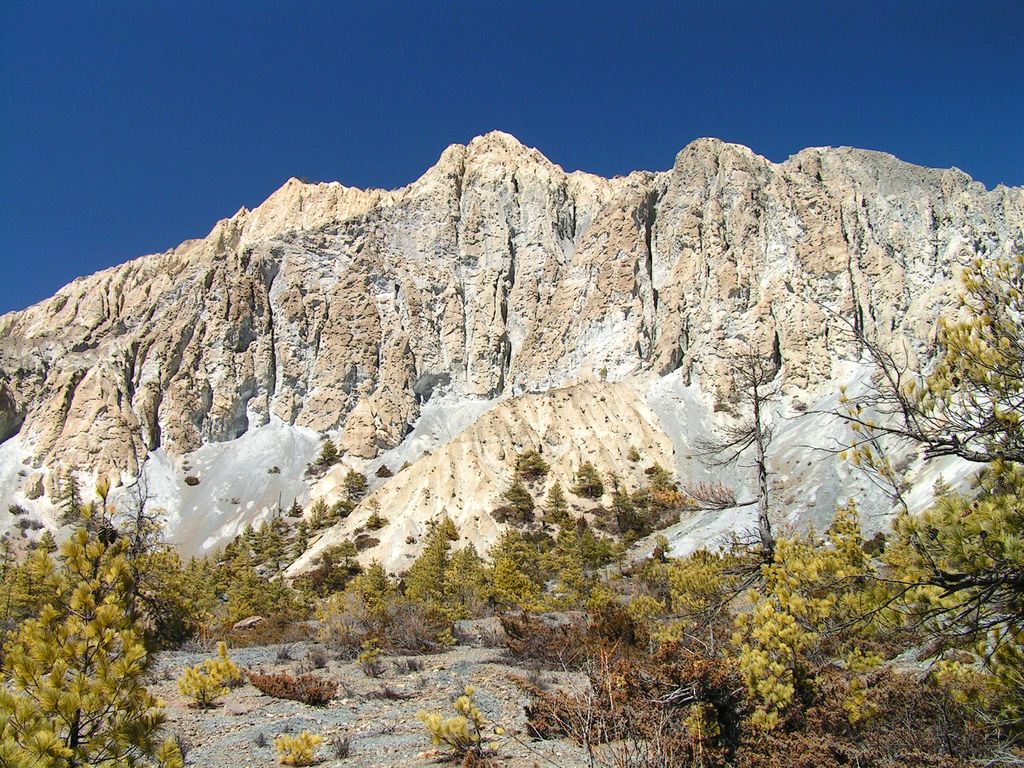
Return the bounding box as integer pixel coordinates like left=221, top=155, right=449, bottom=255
left=0, top=375, right=22, bottom=444
left=1, top=131, right=1021, bottom=521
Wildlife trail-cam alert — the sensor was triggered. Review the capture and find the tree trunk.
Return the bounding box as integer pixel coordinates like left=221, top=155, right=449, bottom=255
left=752, top=381, right=775, bottom=561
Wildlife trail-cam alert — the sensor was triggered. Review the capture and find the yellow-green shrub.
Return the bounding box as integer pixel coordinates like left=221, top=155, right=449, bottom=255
left=731, top=501, right=872, bottom=730
left=274, top=730, right=323, bottom=766
left=210, top=641, right=244, bottom=686
left=418, top=686, right=495, bottom=757
left=357, top=639, right=383, bottom=677
left=177, top=641, right=241, bottom=707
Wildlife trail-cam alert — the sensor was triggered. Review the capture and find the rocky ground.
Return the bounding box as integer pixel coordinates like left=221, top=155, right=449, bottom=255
left=150, top=627, right=591, bottom=768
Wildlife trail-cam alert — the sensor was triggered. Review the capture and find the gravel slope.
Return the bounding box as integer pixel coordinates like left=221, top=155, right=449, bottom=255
left=151, top=638, right=589, bottom=768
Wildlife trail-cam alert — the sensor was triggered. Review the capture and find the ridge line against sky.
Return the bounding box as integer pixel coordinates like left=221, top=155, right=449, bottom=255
left=1, top=1, right=1022, bottom=315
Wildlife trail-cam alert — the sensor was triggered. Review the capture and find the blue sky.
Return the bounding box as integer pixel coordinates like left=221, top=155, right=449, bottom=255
left=1, top=1, right=1022, bottom=315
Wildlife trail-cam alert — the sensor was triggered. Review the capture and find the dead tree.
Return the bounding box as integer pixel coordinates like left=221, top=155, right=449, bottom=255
left=694, top=346, right=781, bottom=562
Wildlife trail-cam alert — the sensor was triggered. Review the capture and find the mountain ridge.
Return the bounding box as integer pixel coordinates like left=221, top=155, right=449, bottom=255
left=1, top=132, right=1022, bottom=564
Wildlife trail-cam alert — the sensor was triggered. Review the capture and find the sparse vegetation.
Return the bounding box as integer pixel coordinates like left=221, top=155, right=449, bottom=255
left=329, top=735, right=351, bottom=759
left=357, top=639, right=384, bottom=677
left=365, top=506, right=387, bottom=530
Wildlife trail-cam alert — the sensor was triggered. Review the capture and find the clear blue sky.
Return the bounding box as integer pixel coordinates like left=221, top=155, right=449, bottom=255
left=2, top=1, right=1022, bottom=315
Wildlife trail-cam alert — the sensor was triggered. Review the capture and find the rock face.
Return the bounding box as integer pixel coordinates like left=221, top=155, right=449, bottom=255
left=1, top=132, right=1022, bottom=557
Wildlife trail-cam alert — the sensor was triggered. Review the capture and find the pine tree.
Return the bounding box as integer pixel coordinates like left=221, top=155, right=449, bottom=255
left=571, top=462, right=604, bottom=499
left=404, top=516, right=458, bottom=609
left=667, top=548, right=735, bottom=628
left=549, top=524, right=590, bottom=608
left=308, top=498, right=329, bottom=530
left=2, top=545, right=56, bottom=629
left=838, top=254, right=1024, bottom=735
left=882, top=464, right=1024, bottom=735
left=544, top=482, right=570, bottom=527
left=364, top=498, right=387, bottom=530
left=343, top=470, right=368, bottom=502
left=0, top=525, right=181, bottom=766
left=59, top=470, right=84, bottom=526
left=292, top=520, right=311, bottom=556
left=732, top=501, right=871, bottom=729
left=317, top=439, right=340, bottom=468
left=132, top=546, right=211, bottom=650
left=612, top=483, right=641, bottom=538
left=501, top=479, right=534, bottom=524
left=575, top=517, right=621, bottom=569
left=297, top=540, right=361, bottom=597
left=224, top=566, right=301, bottom=625
left=644, top=463, right=674, bottom=491
left=254, top=519, right=287, bottom=571
left=842, top=253, right=1024, bottom=466
left=34, top=530, right=58, bottom=554
left=490, top=531, right=542, bottom=611
left=514, top=450, right=550, bottom=481
left=348, top=561, right=396, bottom=618
left=442, top=546, right=491, bottom=619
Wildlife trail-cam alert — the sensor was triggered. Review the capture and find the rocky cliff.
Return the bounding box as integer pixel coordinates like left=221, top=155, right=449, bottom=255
left=1, top=132, right=1021, bottom=563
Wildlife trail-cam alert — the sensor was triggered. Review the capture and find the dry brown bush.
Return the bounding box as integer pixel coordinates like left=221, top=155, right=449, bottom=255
left=526, top=641, right=744, bottom=768
left=386, top=602, right=449, bottom=653
left=734, top=667, right=987, bottom=768
left=523, top=623, right=994, bottom=768
left=319, top=593, right=450, bottom=658
left=216, top=618, right=310, bottom=648
left=500, top=613, right=589, bottom=670
left=248, top=671, right=337, bottom=706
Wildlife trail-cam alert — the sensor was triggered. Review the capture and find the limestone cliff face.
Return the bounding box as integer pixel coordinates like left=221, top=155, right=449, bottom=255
left=1, top=132, right=1021, bottom=528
